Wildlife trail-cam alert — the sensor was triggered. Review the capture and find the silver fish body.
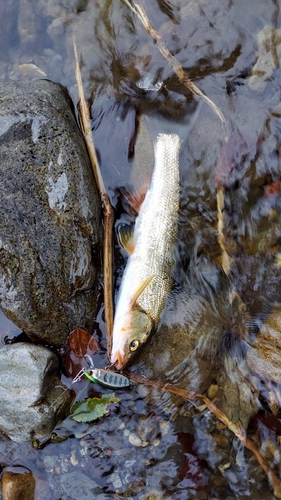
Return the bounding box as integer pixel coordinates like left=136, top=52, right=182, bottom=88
left=111, top=131, right=181, bottom=369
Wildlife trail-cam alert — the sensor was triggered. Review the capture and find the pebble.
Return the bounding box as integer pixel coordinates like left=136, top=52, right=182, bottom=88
left=43, top=455, right=58, bottom=472
left=151, top=438, right=160, bottom=447
left=2, top=468, right=35, bottom=500
left=159, top=420, right=170, bottom=437
left=124, top=460, right=136, bottom=468
left=70, top=450, right=79, bottom=466
left=60, top=462, right=69, bottom=473
left=207, top=384, right=218, bottom=400
left=137, top=415, right=160, bottom=443
left=108, top=473, right=122, bottom=489
left=140, top=492, right=163, bottom=500
left=128, top=432, right=143, bottom=447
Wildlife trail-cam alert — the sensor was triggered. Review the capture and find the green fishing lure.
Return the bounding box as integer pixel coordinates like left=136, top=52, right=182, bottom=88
left=83, top=354, right=131, bottom=389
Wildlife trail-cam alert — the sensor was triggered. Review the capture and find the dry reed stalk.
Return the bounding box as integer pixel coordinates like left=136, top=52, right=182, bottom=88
left=73, top=37, right=114, bottom=358
left=216, top=186, right=232, bottom=275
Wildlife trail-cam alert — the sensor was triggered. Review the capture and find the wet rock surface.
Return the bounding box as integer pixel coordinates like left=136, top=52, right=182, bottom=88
left=0, top=80, right=101, bottom=346
left=59, top=472, right=104, bottom=500
left=0, top=343, right=72, bottom=442
left=2, top=467, right=35, bottom=500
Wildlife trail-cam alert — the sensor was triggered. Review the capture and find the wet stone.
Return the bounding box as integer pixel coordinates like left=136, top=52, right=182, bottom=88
left=2, top=468, right=35, bottom=500
left=0, top=343, right=72, bottom=442
left=0, top=80, right=101, bottom=346
left=43, top=455, right=58, bottom=472
left=128, top=432, right=143, bottom=447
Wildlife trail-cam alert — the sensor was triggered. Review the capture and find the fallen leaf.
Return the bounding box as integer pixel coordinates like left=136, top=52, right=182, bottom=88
left=177, top=432, right=209, bottom=487
left=71, top=394, right=120, bottom=423
left=62, top=326, right=101, bottom=378
left=66, top=326, right=100, bottom=357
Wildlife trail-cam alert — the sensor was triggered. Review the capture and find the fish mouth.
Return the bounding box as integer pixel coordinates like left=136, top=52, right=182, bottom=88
left=111, top=350, right=124, bottom=371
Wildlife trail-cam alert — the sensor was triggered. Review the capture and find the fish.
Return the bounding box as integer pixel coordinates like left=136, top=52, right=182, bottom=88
left=110, top=106, right=201, bottom=370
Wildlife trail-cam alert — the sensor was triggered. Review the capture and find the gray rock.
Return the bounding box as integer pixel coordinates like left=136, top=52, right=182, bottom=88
left=0, top=80, right=101, bottom=345
left=0, top=343, right=72, bottom=442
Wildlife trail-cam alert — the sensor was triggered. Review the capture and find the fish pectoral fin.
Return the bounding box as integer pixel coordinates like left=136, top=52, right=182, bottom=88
left=117, top=223, right=136, bottom=254
left=120, top=182, right=150, bottom=214
left=129, top=275, right=155, bottom=309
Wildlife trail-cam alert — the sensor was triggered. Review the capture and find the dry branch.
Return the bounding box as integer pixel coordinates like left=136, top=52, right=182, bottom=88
left=124, top=370, right=281, bottom=498
left=73, top=37, right=114, bottom=358
left=216, top=186, right=232, bottom=275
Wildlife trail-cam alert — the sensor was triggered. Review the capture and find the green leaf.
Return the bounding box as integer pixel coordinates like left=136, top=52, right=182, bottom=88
left=70, top=393, right=120, bottom=423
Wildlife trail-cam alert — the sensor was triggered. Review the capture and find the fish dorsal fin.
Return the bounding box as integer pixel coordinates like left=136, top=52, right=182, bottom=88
left=129, top=275, right=155, bottom=309
left=117, top=223, right=136, bottom=254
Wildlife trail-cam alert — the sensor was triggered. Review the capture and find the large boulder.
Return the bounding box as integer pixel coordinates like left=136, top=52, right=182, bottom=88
left=0, top=343, right=72, bottom=442
left=0, top=80, right=101, bottom=346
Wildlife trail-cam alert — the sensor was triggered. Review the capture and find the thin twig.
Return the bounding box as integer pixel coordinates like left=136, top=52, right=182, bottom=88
left=73, top=37, right=114, bottom=358
left=122, top=0, right=229, bottom=137
left=216, top=186, right=232, bottom=275
left=124, top=371, right=281, bottom=498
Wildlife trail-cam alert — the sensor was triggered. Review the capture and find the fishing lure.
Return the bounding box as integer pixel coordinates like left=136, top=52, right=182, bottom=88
left=82, top=354, right=131, bottom=389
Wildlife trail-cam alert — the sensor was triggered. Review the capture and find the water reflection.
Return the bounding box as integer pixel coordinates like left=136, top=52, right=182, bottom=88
left=0, top=311, right=21, bottom=344
left=1, top=0, right=281, bottom=498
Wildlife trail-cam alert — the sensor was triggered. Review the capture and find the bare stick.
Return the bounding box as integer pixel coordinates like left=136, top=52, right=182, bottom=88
left=73, top=37, right=114, bottom=358
left=124, top=371, right=281, bottom=498
left=122, top=0, right=228, bottom=137
left=216, top=186, right=232, bottom=275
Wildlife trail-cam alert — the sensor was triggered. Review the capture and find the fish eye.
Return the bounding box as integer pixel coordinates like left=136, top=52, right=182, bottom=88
left=129, top=339, right=140, bottom=352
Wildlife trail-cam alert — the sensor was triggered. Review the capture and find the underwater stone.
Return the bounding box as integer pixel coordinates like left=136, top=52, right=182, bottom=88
left=0, top=80, right=101, bottom=346
left=59, top=472, right=102, bottom=500
left=2, top=468, right=35, bottom=500
left=0, top=343, right=72, bottom=442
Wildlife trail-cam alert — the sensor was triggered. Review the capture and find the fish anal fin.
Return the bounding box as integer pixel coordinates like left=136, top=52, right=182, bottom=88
left=129, top=275, right=155, bottom=309
left=117, top=223, right=135, bottom=254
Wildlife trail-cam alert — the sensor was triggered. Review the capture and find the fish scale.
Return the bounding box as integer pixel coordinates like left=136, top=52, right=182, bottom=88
left=111, top=130, right=181, bottom=368
left=120, top=133, right=179, bottom=322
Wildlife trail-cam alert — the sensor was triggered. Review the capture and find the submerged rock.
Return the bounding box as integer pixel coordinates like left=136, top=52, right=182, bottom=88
left=2, top=467, right=35, bottom=500
left=131, top=260, right=259, bottom=428
left=60, top=472, right=103, bottom=500
left=248, top=25, right=281, bottom=92
left=0, top=343, right=72, bottom=442
left=0, top=80, right=101, bottom=346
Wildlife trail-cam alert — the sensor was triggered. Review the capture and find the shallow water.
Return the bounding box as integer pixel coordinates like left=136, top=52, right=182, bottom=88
left=1, top=0, right=281, bottom=498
